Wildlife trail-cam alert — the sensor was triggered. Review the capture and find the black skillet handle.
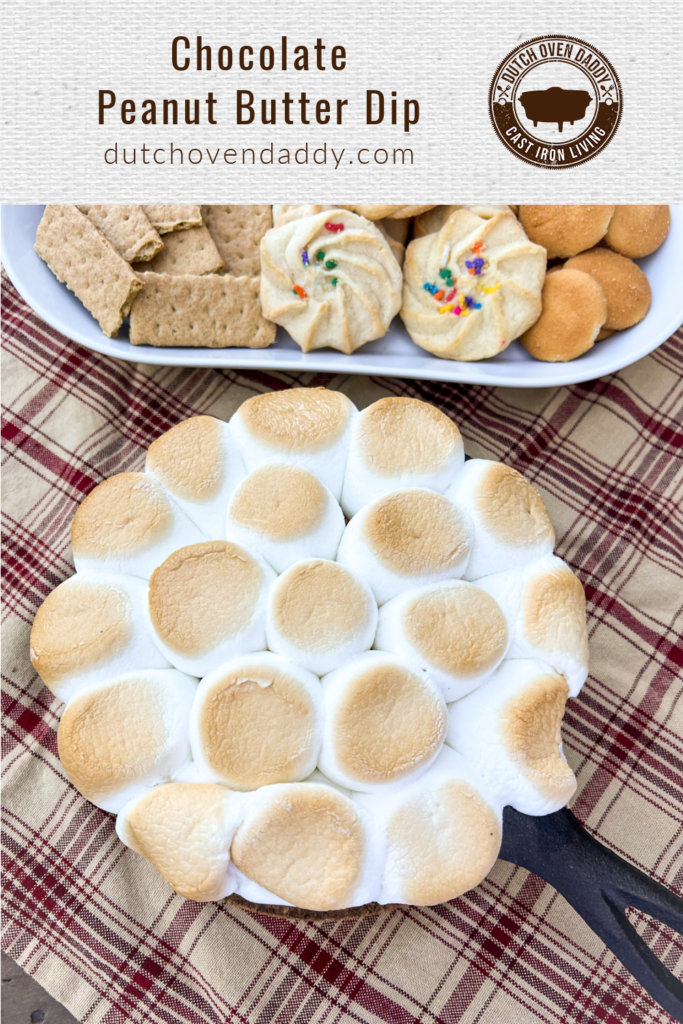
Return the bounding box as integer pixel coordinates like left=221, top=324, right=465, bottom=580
left=499, top=806, right=683, bottom=1021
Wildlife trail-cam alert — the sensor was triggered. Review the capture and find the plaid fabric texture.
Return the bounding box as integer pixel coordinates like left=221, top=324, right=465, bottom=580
left=2, top=270, right=682, bottom=1024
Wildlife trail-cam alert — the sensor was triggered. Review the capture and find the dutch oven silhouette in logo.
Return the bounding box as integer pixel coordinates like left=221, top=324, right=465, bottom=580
left=517, top=86, right=592, bottom=133
left=489, top=36, right=621, bottom=168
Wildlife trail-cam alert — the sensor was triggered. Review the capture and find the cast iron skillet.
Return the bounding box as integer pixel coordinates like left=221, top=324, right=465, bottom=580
left=226, top=808, right=683, bottom=1021
left=226, top=452, right=683, bottom=1015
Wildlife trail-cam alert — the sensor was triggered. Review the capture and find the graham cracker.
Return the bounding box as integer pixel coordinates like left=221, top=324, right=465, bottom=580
left=129, top=272, right=276, bottom=348
left=201, top=205, right=272, bottom=277
left=137, top=225, right=224, bottom=276
left=76, top=205, right=162, bottom=263
left=35, top=205, right=144, bottom=338
left=143, top=205, right=202, bottom=234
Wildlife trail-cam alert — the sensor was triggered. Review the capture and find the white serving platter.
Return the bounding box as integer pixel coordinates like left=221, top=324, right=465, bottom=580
left=2, top=205, right=682, bottom=386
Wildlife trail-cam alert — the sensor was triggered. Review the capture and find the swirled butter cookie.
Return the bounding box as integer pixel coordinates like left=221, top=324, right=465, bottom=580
left=414, top=205, right=515, bottom=238
left=339, top=205, right=435, bottom=221
left=260, top=210, right=403, bottom=353
left=272, top=205, right=335, bottom=227
left=401, top=211, right=546, bottom=360
left=377, top=219, right=409, bottom=267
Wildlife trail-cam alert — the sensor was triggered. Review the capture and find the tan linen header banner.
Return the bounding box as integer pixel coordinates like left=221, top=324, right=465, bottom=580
left=1, top=0, right=681, bottom=201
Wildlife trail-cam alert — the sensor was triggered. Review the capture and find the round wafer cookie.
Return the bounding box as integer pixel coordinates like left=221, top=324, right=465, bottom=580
left=564, top=248, right=651, bottom=330
left=518, top=206, right=615, bottom=258
left=521, top=268, right=607, bottom=362
left=604, top=205, right=670, bottom=258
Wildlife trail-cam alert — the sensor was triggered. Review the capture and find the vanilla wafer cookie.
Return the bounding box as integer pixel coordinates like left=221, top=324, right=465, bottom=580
left=140, top=225, right=224, bottom=276
left=35, top=205, right=144, bottom=338
left=129, top=272, right=276, bottom=348
left=143, top=205, right=203, bottom=233
left=202, top=205, right=272, bottom=277
left=77, top=205, right=163, bottom=263
left=604, top=205, right=670, bottom=259
left=564, top=249, right=651, bottom=330
left=519, top=206, right=615, bottom=259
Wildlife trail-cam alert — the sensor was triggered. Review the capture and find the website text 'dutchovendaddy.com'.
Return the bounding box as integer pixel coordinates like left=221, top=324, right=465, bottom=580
left=102, top=141, right=416, bottom=169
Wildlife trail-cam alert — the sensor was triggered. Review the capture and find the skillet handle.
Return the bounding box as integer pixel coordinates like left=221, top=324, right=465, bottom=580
left=499, top=806, right=683, bottom=1022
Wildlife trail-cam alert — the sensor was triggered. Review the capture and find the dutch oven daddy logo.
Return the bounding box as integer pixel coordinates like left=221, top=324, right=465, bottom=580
left=489, top=35, right=622, bottom=168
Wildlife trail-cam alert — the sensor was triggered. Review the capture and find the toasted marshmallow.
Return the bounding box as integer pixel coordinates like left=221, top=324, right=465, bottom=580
left=267, top=559, right=377, bottom=674
left=375, top=581, right=509, bottom=701
left=190, top=653, right=323, bottom=790
left=30, top=572, right=169, bottom=703
left=446, top=659, right=577, bottom=815
left=230, top=388, right=357, bottom=500
left=341, top=398, right=464, bottom=517
left=225, top=464, right=344, bottom=573
left=71, top=473, right=204, bottom=580
left=302, top=766, right=355, bottom=795
left=231, top=781, right=378, bottom=910
left=147, top=541, right=275, bottom=677
left=146, top=416, right=246, bottom=539
left=57, top=669, right=196, bottom=813
left=475, top=555, right=589, bottom=696
left=233, top=870, right=293, bottom=906
left=445, top=460, right=555, bottom=580
left=116, top=782, right=246, bottom=901
left=356, top=746, right=502, bottom=905
left=337, top=489, right=473, bottom=605
left=232, top=765, right=368, bottom=908
left=319, top=652, right=447, bottom=793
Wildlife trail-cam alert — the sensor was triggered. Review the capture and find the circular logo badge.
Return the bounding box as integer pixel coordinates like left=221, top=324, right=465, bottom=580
left=489, top=35, right=622, bottom=168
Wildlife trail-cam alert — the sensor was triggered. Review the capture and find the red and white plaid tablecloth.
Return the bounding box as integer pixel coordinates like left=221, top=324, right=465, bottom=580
left=2, top=271, right=683, bottom=1024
